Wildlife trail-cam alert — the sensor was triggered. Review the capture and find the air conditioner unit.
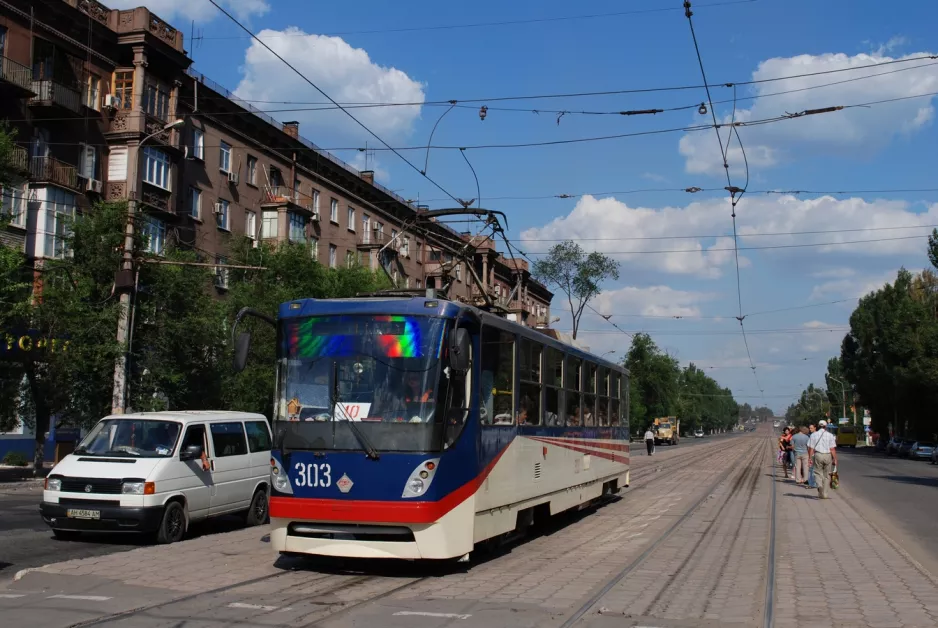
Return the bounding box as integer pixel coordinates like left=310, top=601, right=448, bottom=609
left=85, top=178, right=103, bottom=194
left=227, top=171, right=239, bottom=184
left=213, top=202, right=224, bottom=215
left=310, top=211, right=320, bottom=222
left=103, top=94, right=120, bottom=110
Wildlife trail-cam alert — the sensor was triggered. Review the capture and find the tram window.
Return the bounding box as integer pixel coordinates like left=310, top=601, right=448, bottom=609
left=545, top=386, right=562, bottom=426
left=610, top=399, right=620, bottom=425
left=583, top=394, right=597, bottom=426
left=610, top=373, right=620, bottom=399
left=599, top=367, right=609, bottom=396
left=519, top=339, right=542, bottom=382
left=519, top=384, right=541, bottom=425
left=597, top=397, right=610, bottom=426
left=481, top=326, right=515, bottom=425
left=586, top=363, right=597, bottom=394
left=566, top=392, right=581, bottom=426
left=566, top=357, right=582, bottom=391
left=544, top=347, right=562, bottom=386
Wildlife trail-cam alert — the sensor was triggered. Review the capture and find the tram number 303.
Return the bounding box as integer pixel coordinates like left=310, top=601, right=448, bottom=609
left=294, top=462, right=332, bottom=488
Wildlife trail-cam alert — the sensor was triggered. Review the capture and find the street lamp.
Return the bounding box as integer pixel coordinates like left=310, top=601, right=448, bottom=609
left=827, top=376, right=848, bottom=423
left=111, top=118, right=186, bottom=415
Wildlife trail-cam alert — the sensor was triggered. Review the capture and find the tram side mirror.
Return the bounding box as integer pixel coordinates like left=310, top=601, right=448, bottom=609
left=448, top=328, right=471, bottom=373
left=233, top=332, right=252, bottom=373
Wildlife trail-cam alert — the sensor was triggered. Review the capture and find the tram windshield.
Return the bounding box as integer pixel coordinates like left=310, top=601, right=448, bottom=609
left=274, top=314, right=453, bottom=452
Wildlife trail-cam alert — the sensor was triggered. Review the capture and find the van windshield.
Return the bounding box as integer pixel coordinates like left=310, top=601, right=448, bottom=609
left=76, top=419, right=182, bottom=457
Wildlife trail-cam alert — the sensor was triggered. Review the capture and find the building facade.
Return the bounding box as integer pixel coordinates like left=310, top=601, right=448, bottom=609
left=0, top=0, right=552, bottom=322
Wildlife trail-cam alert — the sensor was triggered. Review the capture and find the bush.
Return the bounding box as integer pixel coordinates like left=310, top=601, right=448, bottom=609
left=1, top=451, right=30, bottom=467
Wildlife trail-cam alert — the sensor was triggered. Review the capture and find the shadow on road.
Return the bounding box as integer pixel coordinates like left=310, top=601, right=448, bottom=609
left=873, top=475, right=938, bottom=488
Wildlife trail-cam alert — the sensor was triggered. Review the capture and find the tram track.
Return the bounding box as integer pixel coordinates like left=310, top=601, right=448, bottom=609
left=557, top=434, right=772, bottom=628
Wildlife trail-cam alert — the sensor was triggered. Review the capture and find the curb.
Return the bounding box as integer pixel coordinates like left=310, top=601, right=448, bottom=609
left=12, top=567, right=42, bottom=582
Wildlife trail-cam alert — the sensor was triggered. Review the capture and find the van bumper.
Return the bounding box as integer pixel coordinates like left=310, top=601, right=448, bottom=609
left=40, top=501, right=164, bottom=533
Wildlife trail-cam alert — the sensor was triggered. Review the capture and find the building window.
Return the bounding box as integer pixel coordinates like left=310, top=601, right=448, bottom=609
left=0, top=182, right=27, bottom=228
left=215, top=257, right=229, bottom=289
left=416, top=241, right=422, bottom=262
left=261, top=210, right=277, bottom=238
left=78, top=143, right=97, bottom=180
left=329, top=244, right=337, bottom=268
left=189, top=187, right=201, bottom=219
left=113, top=70, right=133, bottom=109
left=43, top=188, right=76, bottom=260
left=455, top=263, right=461, bottom=281
left=312, top=189, right=320, bottom=218
left=192, top=128, right=204, bottom=160
left=107, top=146, right=127, bottom=181
left=141, top=216, right=166, bottom=256
left=293, top=177, right=301, bottom=203
left=347, top=206, right=355, bottom=231
left=142, top=147, right=171, bottom=190
left=310, top=237, right=318, bottom=260
left=219, top=141, right=231, bottom=173
left=245, top=210, right=256, bottom=240
left=330, top=198, right=338, bottom=223
left=247, top=155, right=257, bottom=185
left=401, top=236, right=410, bottom=257
left=84, top=74, right=100, bottom=110
left=416, top=278, right=422, bottom=289
left=288, top=212, right=305, bottom=243
left=143, top=83, right=170, bottom=121
left=215, top=198, right=230, bottom=230
left=346, top=250, right=354, bottom=267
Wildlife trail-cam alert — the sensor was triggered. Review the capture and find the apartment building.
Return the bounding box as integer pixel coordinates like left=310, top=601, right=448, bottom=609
left=0, top=0, right=553, bottom=322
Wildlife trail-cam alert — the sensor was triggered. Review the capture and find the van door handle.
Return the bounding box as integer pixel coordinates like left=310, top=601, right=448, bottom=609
left=210, top=459, right=215, bottom=472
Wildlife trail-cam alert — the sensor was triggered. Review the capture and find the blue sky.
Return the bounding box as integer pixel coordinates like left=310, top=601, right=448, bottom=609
left=116, top=0, right=938, bottom=412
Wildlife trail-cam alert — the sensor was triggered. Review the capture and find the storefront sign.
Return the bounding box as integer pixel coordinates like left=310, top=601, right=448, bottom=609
left=0, top=329, right=70, bottom=361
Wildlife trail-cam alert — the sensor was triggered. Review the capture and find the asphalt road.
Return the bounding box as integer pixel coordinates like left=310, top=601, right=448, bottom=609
left=834, top=447, right=938, bottom=576
left=0, top=480, right=251, bottom=579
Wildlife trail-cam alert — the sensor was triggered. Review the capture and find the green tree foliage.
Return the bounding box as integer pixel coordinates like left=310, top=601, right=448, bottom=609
left=624, top=333, right=739, bottom=434
left=222, top=237, right=390, bottom=416
left=532, top=241, right=619, bottom=339
left=785, top=383, right=832, bottom=427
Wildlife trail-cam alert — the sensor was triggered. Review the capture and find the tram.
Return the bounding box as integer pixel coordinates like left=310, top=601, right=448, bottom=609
left=234, top=296, right=630, bottom=560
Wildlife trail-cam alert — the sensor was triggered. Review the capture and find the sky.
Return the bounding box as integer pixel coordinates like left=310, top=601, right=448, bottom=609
left=111, top=0, right=938, bottom=413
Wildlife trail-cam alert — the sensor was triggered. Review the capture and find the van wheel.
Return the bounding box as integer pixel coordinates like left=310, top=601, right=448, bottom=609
left=245, top=487, right=269, bottom=526
left=156, top=502, right=187, bottom=544
left=52, top=529, right=81, bottom=541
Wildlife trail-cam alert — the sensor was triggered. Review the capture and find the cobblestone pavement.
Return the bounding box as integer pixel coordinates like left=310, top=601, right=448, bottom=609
left=4, top=431, right=937, bottom=628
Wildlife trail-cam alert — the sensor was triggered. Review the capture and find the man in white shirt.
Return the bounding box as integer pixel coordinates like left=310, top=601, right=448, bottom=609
left=644, top=428, right=656, bottom=456
left=807, top=420, right=838, bottom=499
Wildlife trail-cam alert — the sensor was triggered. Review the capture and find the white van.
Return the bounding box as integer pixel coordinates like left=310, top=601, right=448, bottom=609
left=39, top=411, right=271, bottom=544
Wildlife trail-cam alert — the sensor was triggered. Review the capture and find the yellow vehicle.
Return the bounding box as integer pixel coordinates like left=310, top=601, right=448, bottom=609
left=653, top=417, right=680, bottom=446
left=831, top=424, right=858, bottom=448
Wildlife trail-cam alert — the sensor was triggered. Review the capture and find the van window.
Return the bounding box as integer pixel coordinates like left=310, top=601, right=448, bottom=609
left=210, top=422, right=248, bottom=457
left=181, top=424, right=206, bottom=452
left=245, top=420, right=271, bottom=452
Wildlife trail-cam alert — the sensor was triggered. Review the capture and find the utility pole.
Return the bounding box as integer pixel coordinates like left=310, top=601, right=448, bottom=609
left=111, top=118, right=185, bottom=415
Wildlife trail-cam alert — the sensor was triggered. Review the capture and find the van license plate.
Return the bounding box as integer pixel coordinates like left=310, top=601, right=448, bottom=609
left=66, top=509, right=100, bottom=520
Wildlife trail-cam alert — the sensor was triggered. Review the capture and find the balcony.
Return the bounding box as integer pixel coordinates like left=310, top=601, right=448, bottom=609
left=260, top=186, right=317, bottom=218
left=0, top=57, right=36, bottom=96
left=8, top=146, right=29, bottom=175
left=357, top=230, right=393, bottom=250
left=28, top=80, right=82, bottom=116
left=29, top=156, right=80, bottom=191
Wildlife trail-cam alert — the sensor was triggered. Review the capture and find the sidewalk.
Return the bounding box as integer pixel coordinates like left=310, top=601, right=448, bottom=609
left=773, top=466, right=938, bottom=628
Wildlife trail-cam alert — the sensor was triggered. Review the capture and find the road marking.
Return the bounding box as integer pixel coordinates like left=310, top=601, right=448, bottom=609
left=0, top=594, right=27, bottom=599
left=228, top=602, right=280, bottom=611
left=393, top=611, right=472, bottom=620
left=48, top=595, right=112, bottom=602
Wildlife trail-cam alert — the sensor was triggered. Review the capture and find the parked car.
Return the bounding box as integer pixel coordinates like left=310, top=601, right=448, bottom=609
left=885, top=436, right=904, bottom=456
left=40, top=411, right=271, bottom=544
left=909, top=442, right=936, bottom=460
left=898, top=440, right=918, bottom=458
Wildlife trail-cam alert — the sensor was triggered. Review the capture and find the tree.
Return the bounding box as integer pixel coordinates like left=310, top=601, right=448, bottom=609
left=624, top=333, right=680, bottom=432
left=532, top=241, right=619, bottom=338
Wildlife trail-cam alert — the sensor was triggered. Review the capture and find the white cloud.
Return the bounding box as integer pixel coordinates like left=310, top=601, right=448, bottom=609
left=641, top=172, right=668, bottom=183
left=235, top=28, right=425, bottom=140
left=106, top=0, right=268, bottom=21
left=808, top=271, right=898, bottom=301
left=803, top=320, right=836, bottom=328
left=521, top=194, right=937, bottom=278
left=593, top=285, right=717, bottom=318
left=811, top=267, right=856, bottom=279
left=679, top=50, right=938, bottom=175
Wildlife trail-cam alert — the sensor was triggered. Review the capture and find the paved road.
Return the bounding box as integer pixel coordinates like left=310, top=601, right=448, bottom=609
left=836, top=447, right=938, bottom=576
left=0, top=480, right=253, bottom=579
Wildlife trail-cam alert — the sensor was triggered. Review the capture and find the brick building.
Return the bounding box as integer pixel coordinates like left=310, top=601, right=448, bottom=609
left=0, top=0, right=552, bottom=322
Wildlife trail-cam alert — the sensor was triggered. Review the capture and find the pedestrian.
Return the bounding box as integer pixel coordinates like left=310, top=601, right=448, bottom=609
left=807, top=419, right=838, bottom=499
left=778, top=427, right=793, bottom=478
left=644, top=427, right=655, bottom=456
left=807, top=424, right=817, bottom=488
left=791, top=426, right=811, bottom=486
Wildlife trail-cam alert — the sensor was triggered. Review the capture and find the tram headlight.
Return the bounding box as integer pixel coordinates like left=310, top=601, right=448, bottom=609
left=402, top=458, right=440, bottom=498
left=270, top=456, right=293, bottom=495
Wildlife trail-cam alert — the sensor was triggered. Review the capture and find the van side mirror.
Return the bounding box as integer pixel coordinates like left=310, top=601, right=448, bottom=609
left=448, top=328, right=470, bottom=373
left=233, top=332, right=251, bottom=373
left=180, top=444, right=203, bottom=461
